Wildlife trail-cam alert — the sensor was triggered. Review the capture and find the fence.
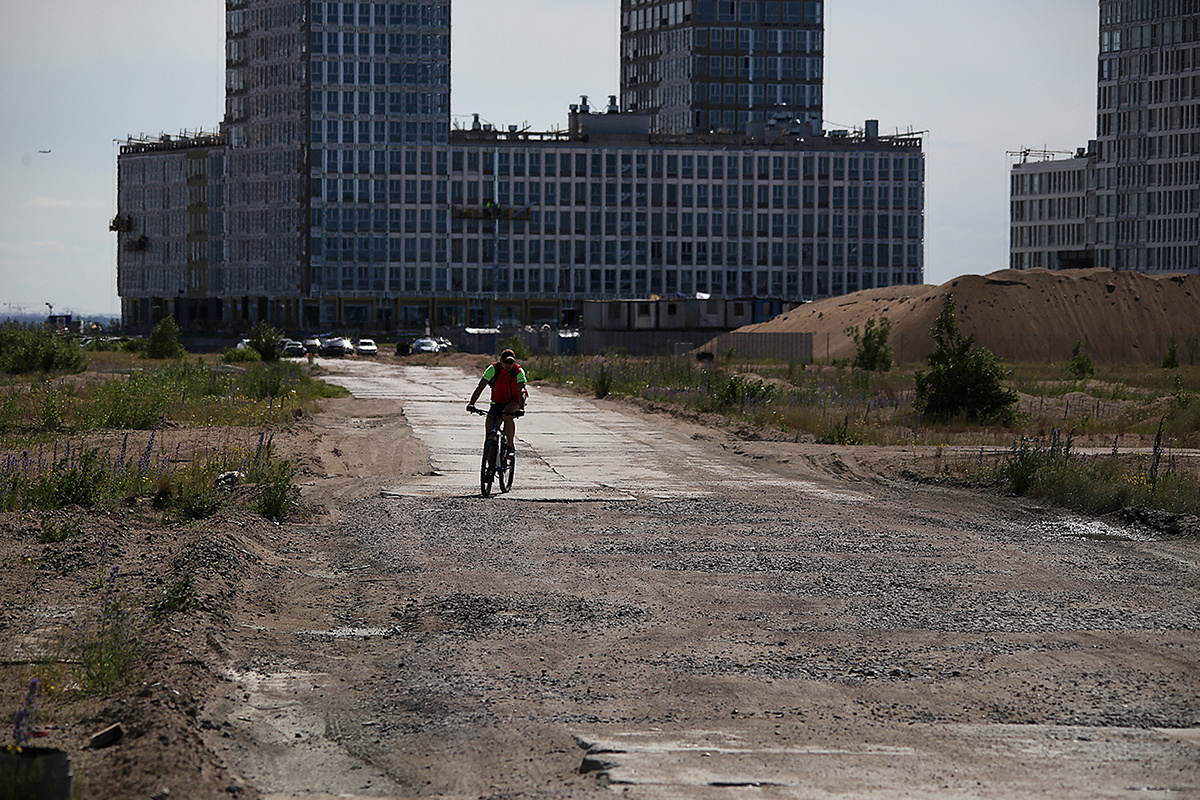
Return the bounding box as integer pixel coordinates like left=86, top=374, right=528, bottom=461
left=696, top=331, right=814, bottom=363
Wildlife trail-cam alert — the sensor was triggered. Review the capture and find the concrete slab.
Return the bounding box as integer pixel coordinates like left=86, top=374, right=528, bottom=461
left=574, top=725, right=1200, bottom=799
left=318, top=361, right=811, bottom=502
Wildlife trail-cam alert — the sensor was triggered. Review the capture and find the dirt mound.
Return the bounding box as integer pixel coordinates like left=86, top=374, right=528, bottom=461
left=743, top=268, right=1200, bottom=364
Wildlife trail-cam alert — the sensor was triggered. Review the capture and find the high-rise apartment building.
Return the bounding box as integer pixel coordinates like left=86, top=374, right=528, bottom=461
left=115, top=0, right=923, bottom=333
left=621, top=0, right=824, bottom=134
left=1011, top=2, right=1199, bottom=274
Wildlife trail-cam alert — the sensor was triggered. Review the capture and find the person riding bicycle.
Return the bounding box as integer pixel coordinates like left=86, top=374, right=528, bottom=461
left=467, top=349, right=527, bottom=448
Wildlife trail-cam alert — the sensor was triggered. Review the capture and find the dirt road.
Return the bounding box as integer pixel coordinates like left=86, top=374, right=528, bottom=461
left=204, top=361, right=1200, bottom=799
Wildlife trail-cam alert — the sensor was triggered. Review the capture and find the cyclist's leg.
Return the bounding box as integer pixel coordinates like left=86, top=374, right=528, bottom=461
left=501, top=401, right=520, bottom=445
left=486, top=403, right=503, bottom=439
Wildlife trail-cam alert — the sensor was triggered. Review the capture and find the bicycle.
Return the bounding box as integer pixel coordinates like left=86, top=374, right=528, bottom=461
left=469, top=407, right=523, bottom=497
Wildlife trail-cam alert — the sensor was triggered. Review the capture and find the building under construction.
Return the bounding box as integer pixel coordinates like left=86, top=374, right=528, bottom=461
left=115, top=0, right=925, bottom=334
left=1011, top=2, right=1200, bottom=274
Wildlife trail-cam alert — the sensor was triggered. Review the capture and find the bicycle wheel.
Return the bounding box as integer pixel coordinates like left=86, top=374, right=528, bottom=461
left=498, top=437, right=515, bottom=493
left=480, top=438, right=498, bottom=497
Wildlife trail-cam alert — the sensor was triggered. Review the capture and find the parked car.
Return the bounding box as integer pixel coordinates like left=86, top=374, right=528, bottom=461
left=355, top=338, right=378, bottom=356
left=302, top=337, right=322, bottom=353
left=411, top=337, right=440, bottom=354
left=320, top=337, right=348, bottom=357
left=281, top=340, right=306, bottom=357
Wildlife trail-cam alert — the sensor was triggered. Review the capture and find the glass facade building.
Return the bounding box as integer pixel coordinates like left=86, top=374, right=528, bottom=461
left=1011, top=1, right=1200, bottom=274
left=621, top=0, right=824, bottom=135
left=116, top=0, right=924, bottom=333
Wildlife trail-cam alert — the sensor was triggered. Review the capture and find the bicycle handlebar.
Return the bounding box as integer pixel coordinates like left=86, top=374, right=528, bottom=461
left=468, top=406, right=525, bottom=417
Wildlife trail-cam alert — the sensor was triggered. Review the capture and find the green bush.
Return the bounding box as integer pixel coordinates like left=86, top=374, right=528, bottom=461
left=222, top=345, right=261, bottom=363
left=1067, top=340, right=1095, bottom=380
left=247, top=321, right=282, bottom=362
left=914, top=295, right=1018, bottom=423
left=145, top=316, right=185, bottom=359
left=0, top=323, right=86, bottom=374
left=847, top=317, right=894, bottom=372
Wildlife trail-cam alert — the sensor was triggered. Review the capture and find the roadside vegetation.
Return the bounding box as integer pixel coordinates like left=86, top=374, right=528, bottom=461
left=0, top=334, right=348, bottom=751
left=528, top=296, right=1200, bottom=520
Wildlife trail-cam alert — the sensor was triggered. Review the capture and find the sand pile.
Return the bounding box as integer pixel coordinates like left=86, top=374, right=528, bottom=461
left=742, top=268, right=1200, bottom=364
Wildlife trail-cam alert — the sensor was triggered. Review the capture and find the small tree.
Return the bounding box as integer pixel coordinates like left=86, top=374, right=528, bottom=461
left=914, top=294, right=1018, bottom=423
left=1162, top=333, right=1180, bottom=369
left=145, top=315, right=185, bottom=359
left=498, top=334, right=531, bottom=361
left=847, top=317, right=893, bottom=371
left=248, top=321, right=282, bottom=362
left=1067, top=340, right=1095, bottom=380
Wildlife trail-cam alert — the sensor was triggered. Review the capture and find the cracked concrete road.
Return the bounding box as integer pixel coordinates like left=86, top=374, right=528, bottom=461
left=205, top=360, right=1200, bottom=799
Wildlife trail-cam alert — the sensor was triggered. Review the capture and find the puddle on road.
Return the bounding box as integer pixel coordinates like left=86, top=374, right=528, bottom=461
left=1031, top=517, right=1151, bottom=543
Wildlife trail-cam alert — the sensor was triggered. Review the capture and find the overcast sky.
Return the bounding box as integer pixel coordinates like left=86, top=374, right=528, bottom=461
left=0, top=0, right=1099, bottom=318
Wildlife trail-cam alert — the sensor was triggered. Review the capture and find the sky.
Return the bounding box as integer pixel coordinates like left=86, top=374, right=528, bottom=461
left=0, top=0, right=1100, bottom=318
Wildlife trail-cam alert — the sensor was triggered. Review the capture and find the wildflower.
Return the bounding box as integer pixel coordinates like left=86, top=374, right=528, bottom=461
left=11, top=678, right=38, bottom=748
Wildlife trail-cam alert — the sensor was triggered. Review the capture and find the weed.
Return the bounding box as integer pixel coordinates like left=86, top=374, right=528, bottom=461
left=149, top=575, right=199, bottom=621
left=9, top=678, right=38, bottom=749
left=594, top=364, right=612, bottom=399
left=253, top=458, right=296, bottom=521
left=817, top=417, right=862, bottom=445
left=37, top=516, right=81, bottom=544
left=74, top=566, right=142, bottom=694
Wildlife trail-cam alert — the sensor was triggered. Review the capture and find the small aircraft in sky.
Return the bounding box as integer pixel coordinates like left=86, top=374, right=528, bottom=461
left=38, top=150, right=51, bottom=154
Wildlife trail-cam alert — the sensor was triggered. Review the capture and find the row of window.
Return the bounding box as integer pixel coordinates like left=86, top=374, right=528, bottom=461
left=311, top=89, right=442, bottom=115
left=1100, top=14, right=1200, bottom=53
left=311, top=118, right=448, bottom=145
left=309, top=1, right=447, bottom=28
left=692, top=26, right=822, bottom=51
left=312, top=205, right=922, bottom=240
left=309, top=147, right=923, bottom=182
left=314, top=236, right=918, bottom=271
left=310, top=31, right=448, bottom=57
left=314, top=264, right=917, bottom=300
left=695, top=82, right=822, bottom=107
left=701, top=0, right=823, bottom=26
left=310, top=60, right=447, bottom=86
left=313, top=175, right=924, bottom=213
left=694, top=54, right=823, bottom=79
left=314, top=263, right=912, bottom=298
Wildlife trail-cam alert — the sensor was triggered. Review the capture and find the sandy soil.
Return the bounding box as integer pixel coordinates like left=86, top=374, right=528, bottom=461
left=3, top=363, right=1199, bottom=798
left=745, top=268, right=1200, bottom=364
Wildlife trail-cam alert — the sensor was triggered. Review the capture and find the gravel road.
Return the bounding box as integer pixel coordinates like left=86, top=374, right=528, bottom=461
left=204, top=361, right=1200, bottom=799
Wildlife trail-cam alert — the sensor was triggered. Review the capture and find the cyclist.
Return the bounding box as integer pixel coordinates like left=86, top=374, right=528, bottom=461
left=467, top=348, right=527, bottom=447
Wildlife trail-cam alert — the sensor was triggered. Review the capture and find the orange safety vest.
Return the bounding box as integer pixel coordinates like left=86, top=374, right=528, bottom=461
left=488, top=362, right=525, bottom=404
